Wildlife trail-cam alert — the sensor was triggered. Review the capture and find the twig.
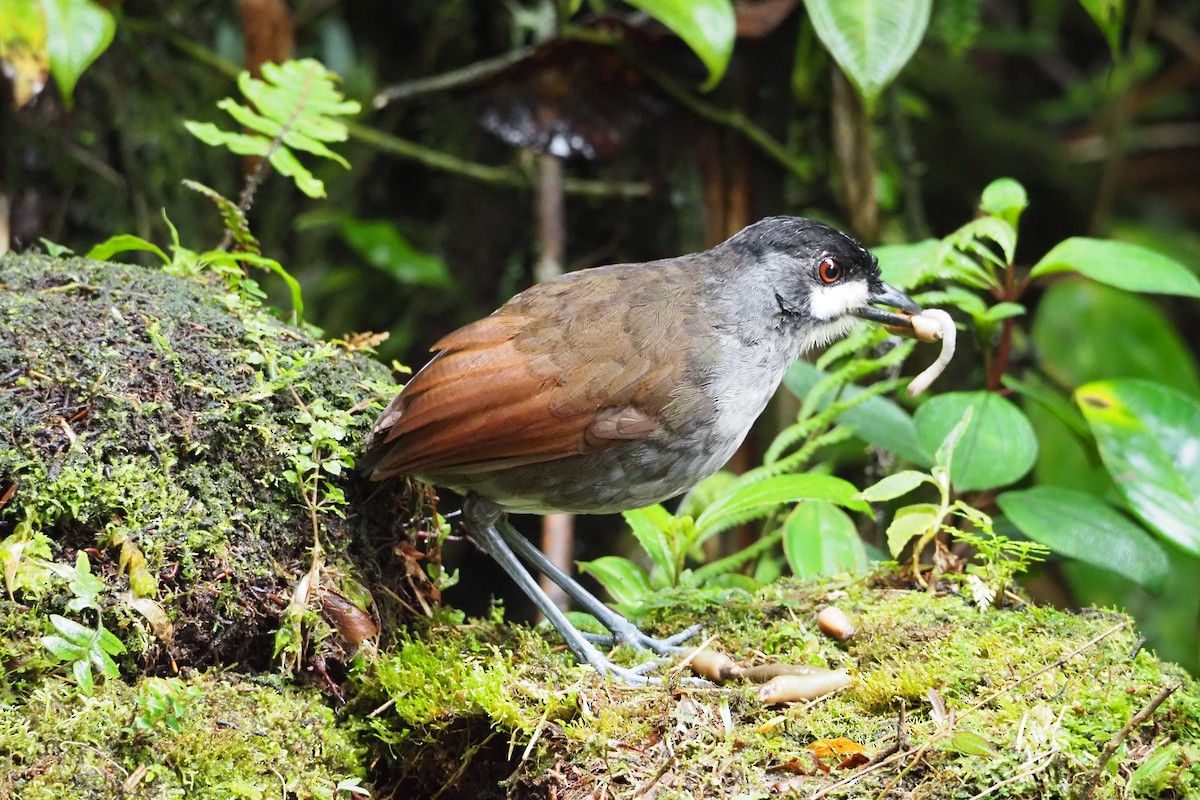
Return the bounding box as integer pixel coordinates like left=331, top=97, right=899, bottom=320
left=636, top=61, right=813, bottom=181
left=1080, top=682, right=1181, bottom=800
left=348, top=122, right=650, bottom=198
left=373, top=45, right=538, bottom=107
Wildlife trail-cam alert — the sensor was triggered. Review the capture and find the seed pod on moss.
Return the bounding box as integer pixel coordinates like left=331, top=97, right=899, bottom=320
left=817, top=606, right=856, bottom=641
left=689, top=648, right=741, bottom=682
left=757, top=669, right=851, bottom=705
left=321, top=592, right=378, bottom=645
left=740, top=663, right=827, bottom=684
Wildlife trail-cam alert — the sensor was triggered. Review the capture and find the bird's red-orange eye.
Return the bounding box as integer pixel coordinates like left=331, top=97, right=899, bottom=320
left=818, top=258, right=841, bottom=283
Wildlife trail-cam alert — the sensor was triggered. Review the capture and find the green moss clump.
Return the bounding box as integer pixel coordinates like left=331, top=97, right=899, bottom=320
left=0, top=672, right=365, bottom=799
left=0, top=252, right=414, bottom=689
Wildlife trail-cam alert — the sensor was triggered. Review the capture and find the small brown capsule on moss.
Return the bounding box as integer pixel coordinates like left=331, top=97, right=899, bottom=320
left=689, top=648, right=742, bottom=682
left=817, top=606, right=856, bottom=641
left=321, top=592, right=379, bottom=645
left=757, top=669, right=851, bottom=705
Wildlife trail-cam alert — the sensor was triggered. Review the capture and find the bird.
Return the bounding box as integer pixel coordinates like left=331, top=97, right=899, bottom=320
left=363, top=216, right=921, bottom=683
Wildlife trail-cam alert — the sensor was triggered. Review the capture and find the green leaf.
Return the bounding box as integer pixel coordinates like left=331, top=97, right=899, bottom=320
left=625, top=0, right=735, bottom=90
left=73, top=658, right=94, bottom=695
left=875, top=239, right=940, bottom=290
left=978, top=177, right=1028, bottom=230
left=86, top=234, right=169, bottom=264
left=886, top=503, right=938, bottom=557
left=42, top=0, right=114, bottom=106
left=41, top=634, right=86, bottom=662
left=1079, top=0, right=1125, bottom=57
left=49, top=613, right=94, bottom=643
left=1030, top=238, right=1200, bottom=297
left=803, top=0, right=932, bottom=109
left=576, top=556, right=651, bottom=606
left=783, top=501, right=869, bottom=579
left=982, top=302, right=1025, bottom=323
left=183, top=121, right=272, bottom=156
left=997, top=486, right=1168, bottom=590
left=96, top=624, right=127, bottom=656
left=1128, top=743, right=1180, bottom=795
left=784, top=361, right=929, bottom=465
left=1031, top=280, right=1200, bottom=398
left=622, top=505, right=677, bottom=580
left=339, top=219, right=454, bottom=289
left=1077, top=380, right=1200, bottom=557
left=948, top=730, right=995, bottom=756
left=857, top=470, right=930, bottom=502
left=915, top=392, right=1037, bottom=491
left=694, top=474, right=868, bottom=543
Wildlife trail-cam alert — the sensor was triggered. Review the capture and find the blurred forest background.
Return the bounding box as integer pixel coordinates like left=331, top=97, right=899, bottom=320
left=3, top=0, right=1200, bottom=672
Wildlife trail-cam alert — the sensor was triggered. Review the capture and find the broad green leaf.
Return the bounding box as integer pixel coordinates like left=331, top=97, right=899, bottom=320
left=1077, top=380, right=1200, bottom=557
left=997, top=486, right=1168, bottom=590
left=1030, top=238, right=1200, bottom=297
left=42, top=0, right=113, bottom=106
left=978, top=177, right=1028, bottom=230
left=86, top=234, right=169, bottom=264
left=784, top=361, right=929, bottom=465
left=875, top=239, right=939, bottom=290
left=626, top=0, right=735, bottom=90
left=783, top=501, right=868, bottom=579
left=41, top=634, right=86, bottom=662
left=622, top=505, right=676, bottom=579
left=1079, top=0, right=1125, bottom=57
left=339, top=219, right=454, bottom=289
left=694, top=474, right=868, bottom=543
left=677, top=470, right=737, bottom=519
left=577, top=556, right=651, bottom=605
left=948, top=730, right=995, bottom=756
left=886, top=503, right=938, bottom=557
left=857, top=470, right=930, bottom=502
left=48, top=613, right=94, bottom=643
left=1031, top=280, right=1200, bottom=397
left=915, top=392, right=1037, bottom=491
left=803, top=0, right=932, bottom=109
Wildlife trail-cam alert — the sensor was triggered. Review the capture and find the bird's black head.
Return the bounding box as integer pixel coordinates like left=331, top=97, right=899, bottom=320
left=721, top=216, right=920, bottom=335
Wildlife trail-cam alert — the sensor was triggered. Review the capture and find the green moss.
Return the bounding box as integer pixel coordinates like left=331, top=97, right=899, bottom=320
left=0, top=252, right=412, bottom=686
left=359, top=576, right=1200, bottom=799
left=0, top=672, right=366, bottom=799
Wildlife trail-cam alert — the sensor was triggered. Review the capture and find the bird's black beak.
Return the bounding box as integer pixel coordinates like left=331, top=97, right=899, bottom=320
left=854, top=282, right=922, bottom=327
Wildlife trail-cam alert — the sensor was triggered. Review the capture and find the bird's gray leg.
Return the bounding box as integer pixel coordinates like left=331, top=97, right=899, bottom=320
left=462, top=495, right=663, bottom=685
left=494, top=517, right=702, bottom=655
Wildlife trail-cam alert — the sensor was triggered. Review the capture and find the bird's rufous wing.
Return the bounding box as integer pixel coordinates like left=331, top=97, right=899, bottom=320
left=365, top=265, right=704, bottom=480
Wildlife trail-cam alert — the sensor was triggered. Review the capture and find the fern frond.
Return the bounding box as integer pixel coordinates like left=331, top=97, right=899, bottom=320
left=184, top=59, right=361, bottom=199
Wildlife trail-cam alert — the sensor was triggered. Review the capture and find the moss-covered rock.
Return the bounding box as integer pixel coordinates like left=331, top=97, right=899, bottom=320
left=2, top=252, right=1197, bottom=800
left=0, top=251, right=413, bottom=690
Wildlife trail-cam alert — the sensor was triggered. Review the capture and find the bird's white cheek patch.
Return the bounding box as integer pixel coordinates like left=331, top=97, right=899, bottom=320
left=808, top=282, right=870, bottom=321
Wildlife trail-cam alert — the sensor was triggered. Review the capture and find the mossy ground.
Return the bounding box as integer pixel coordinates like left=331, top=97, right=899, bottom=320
left=1, top=253, right=1197, bottom=799
left=361, top=577, right=1200, bottom=799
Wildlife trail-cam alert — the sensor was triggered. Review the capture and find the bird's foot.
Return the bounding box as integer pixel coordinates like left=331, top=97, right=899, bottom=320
left=581, top=622, right=703, bottom=656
